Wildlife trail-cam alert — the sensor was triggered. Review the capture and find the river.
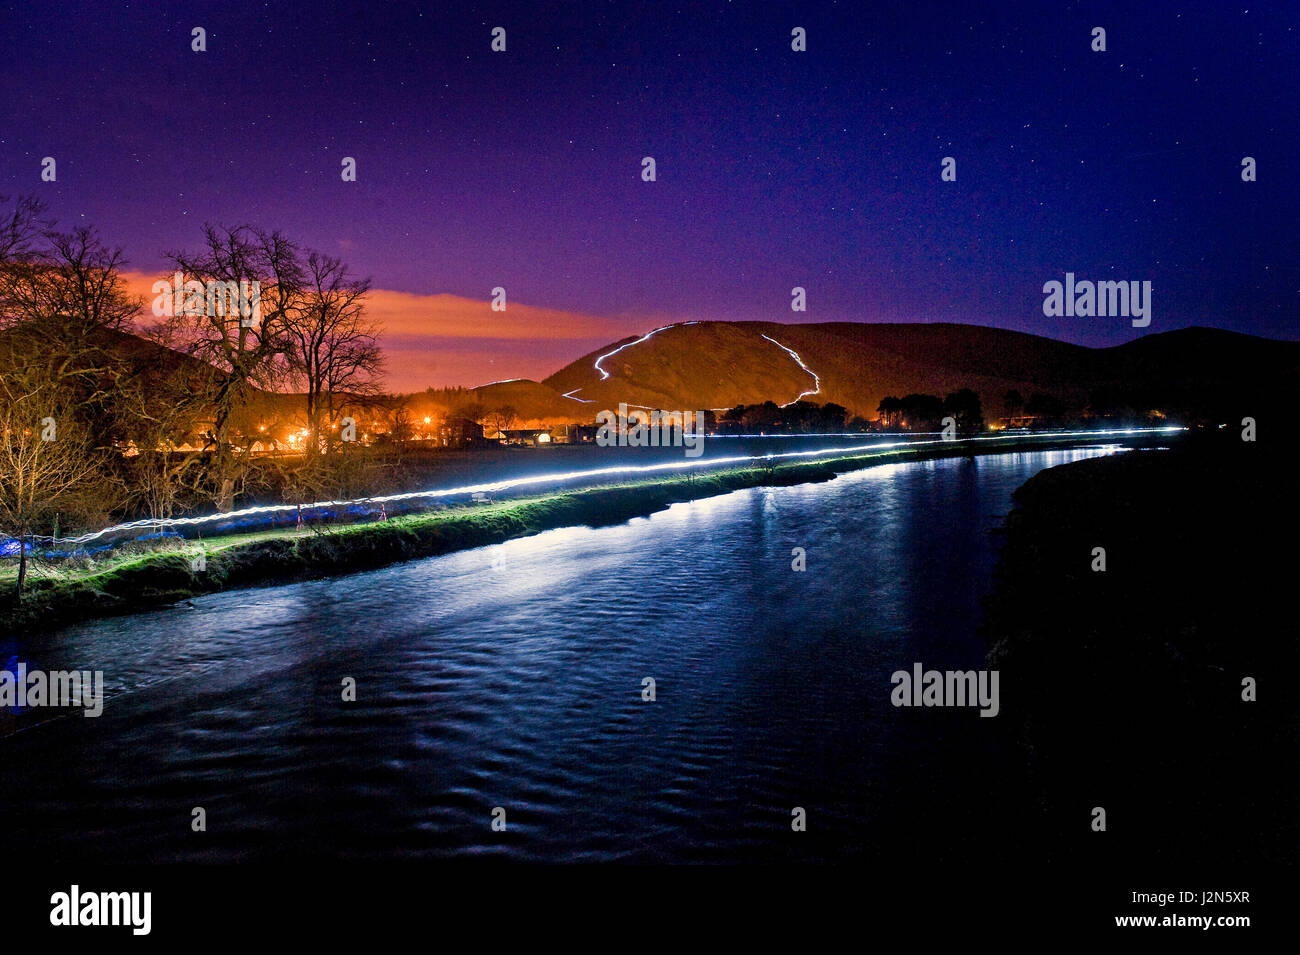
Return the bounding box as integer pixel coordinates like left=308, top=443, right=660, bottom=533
left=0, top=447, right=1121, bottom=863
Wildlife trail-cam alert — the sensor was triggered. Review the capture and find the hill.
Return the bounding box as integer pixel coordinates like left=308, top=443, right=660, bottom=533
left=468, top=378, right=582, bottom=422
left=541, top=321, right=1300, bottom=420
left=62, top=321, right=1300, bottom=427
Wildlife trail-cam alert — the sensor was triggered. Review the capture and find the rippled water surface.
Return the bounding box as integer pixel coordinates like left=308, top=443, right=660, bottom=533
left=0, top=449, right=1118, bottom=862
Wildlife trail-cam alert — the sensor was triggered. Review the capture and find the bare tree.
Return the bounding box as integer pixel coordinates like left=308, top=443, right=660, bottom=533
left=1, top=223, right=140, bottom=425
left=453, top=400, right=488, bottom=427
left=0, top=203, right=140, bottom=598
left=0, top=361, right=104, bottom=601
left=115, top=354, right=212, bottom=520
left=0, top=195, right=46, bottom=266
left=389, top=399, right=415, bottom=443
left=282, top=251, right=383, bottom=454
left=483, top=405, right=518, bottom=439
left=163, top=225, right=306, bottom=510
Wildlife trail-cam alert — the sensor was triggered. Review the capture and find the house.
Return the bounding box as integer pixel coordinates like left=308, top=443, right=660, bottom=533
left=438, top=417, right=487, bottom=448
left=551, top=424, right=599, bottom=444
left=499, top=428, right=553, bottom=447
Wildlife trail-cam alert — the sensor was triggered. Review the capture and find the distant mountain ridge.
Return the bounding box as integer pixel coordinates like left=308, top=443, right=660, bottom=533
left=86, top=321, right=1300, bottom=425
left=539, top=321, right=1300, bottom=420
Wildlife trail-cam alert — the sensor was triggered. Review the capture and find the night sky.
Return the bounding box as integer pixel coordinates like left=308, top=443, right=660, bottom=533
left=1, top=1, right=1295, bottom=389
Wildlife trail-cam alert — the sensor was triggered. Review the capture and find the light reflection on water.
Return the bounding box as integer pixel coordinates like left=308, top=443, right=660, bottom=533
left=0, top=448, right=1120, bottom=862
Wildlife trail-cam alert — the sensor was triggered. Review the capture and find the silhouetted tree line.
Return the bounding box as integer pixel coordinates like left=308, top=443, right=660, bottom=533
left=1003, top=387, right=1183, bottom=428
left=717, top=400, right=865, bottom=434
left=876, top=389, right=984, bottom=434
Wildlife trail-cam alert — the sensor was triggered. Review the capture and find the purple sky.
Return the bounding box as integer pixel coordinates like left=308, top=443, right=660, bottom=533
left=2, top=0, right=1296, bottom=389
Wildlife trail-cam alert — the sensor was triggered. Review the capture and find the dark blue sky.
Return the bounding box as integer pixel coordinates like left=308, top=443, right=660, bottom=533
left=2, top=0, right=1295, bottom=380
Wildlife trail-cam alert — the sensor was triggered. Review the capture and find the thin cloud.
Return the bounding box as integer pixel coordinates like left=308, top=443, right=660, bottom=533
left=120, top=271, right=643, bottom=391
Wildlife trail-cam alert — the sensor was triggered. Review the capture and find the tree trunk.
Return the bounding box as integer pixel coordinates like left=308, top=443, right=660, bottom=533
left=306, top=386, right=320, bottom=456
left=14, top=533, right=28, bottom=604
left=218, top=478, right=235, bottom=513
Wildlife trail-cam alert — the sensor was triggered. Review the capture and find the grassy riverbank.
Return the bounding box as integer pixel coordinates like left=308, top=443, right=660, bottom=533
left=3, top=432, right=1155, bottom=634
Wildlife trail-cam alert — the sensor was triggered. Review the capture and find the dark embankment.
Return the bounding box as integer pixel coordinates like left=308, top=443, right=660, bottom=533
left=5, top=434, right=1140, bottom=636
left=981, top=430, right=1297, bottom=879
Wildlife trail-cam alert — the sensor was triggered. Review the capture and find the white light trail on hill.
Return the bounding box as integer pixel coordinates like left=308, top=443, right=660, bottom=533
left=25, top=428, right=1183, bottom=547
left=562, top=321, right=701, bottom=402
left=760, top=333, right=821, bottom=406
left=594, top=322, right=698, bottom=380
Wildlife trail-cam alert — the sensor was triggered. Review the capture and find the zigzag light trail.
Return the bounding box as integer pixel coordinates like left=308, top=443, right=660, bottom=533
left=760, top=333, right=822, bottom=406
left=28, top=428, right=1182, bottom=547
left=560, top=323, right=823, bottom=410
left=593, top=321, right=700, bottom=380
left=562, top=321, right=700, bottom=402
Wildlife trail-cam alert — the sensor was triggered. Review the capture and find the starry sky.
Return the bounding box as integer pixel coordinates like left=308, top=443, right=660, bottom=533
left=1, top=0, right=1295, bottom=390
